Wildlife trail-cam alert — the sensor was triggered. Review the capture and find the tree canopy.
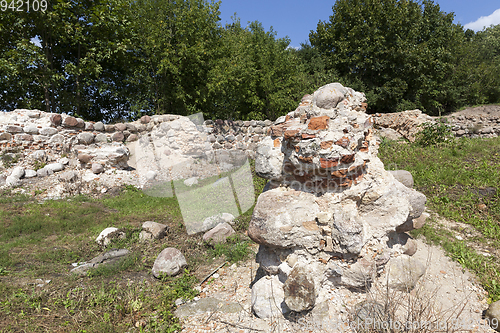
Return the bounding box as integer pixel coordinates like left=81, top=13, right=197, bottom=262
left=1, top=0, right=499, bottom=121
left=310, top=0, right=467, bottom=115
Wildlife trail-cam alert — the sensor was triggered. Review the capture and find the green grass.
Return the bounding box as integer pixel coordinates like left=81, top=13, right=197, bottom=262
left=0, top=159, right=268, bottom=332
left=379, top=136, right=500, bottom=301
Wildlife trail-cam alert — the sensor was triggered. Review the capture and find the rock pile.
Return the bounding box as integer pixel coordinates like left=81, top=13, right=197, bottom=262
left=248, top=83, right=428, bottom=318
left=372, top=109, right=434, bottom=142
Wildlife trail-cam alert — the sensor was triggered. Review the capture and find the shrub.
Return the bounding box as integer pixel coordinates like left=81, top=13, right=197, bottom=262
left=415, top=120, right=454, bottom=147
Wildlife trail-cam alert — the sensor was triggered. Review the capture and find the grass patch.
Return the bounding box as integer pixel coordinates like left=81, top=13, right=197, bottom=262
left=208, top=235, right=254, bottom=263
left=0, top=158, right=268, bottom=332
left=380, top=136, right=500, bottom=301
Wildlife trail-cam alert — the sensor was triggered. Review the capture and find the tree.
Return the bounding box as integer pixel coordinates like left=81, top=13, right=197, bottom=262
left=310, top=0, right=466, bottom=115
left=206, top=19, right=304, bottom=120
left=460, top=24, right=500, bottom=105
left=0, top=0, right=136, bottom=122
left=127, top=0, right=222, bottom=117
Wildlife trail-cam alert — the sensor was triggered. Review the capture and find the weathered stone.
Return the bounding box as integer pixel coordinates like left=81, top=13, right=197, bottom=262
left=387, top=232, right=417, bottom=256
left=10, top=167, right=25, bottom=179
left=92, top=163, right=104, bottom=174
left=78, top=132, right=95, bottom=145
left=84, top=122, right=94, bottom=131
left=199, top=213, right=235, bottom=234
left=24, top=169, right=37, bottom=178
left=50, top=114, right=62, bottom=126
left=313, top=82, right=346, bottom=109
left=152, top=248, right=187, bottom=278
left=386, top=255, right=425, bottom=292
left=485, top=301, right=500, bottom=332
left=37, top=166, right=54, bottom=177
left=126, top=133, right=138, bottom=142
left=59, top=171, right=78, bottom=182
left=142, top=221, right=169, bottom=239
left=94, top=122, right=105, bottom=131
left=71, top=249, right=130, bottom=276
left=202, top=222, right=235, bottom=244
left=283, top=264, right=316, bottom=312
left=94, top=133, right=108, bottom=143
left=388, top=170, right=414, bottom=188
left=62, top=116, right=78, bottom=127
left=114, top=123, right=127, bottom=131
left=49, top=134, right=65, bottom=144
left=59, top=157, right=70, bottom=165
left=75, top=118, right=85, bottom=128
left=255, top=245, right=282, bottom=275
left=374, top=110, right=434, bottom=142
left=251, top=275, right=289, bottom=318
left=46, top=163, right=64, bottom=172
left=5, top=125, right=22, bottom=133
left=112, top=131, right=124, bottom=142
left=14, top=134, right=33, bottom=141
left=96, top=227, right=125, bottom=247
left=78, top=154, right=93, bottom=164
left=105, top=125, right=115, bottom=132
left=5, top=175, right=21, bottom=187
left=352, top=300, right=387, bottom=330
left=126, top=123, right=137, bottom=132
left=140, top=115, right=151, bottom=124
left=39, top=127, right=58, bottom=136
left=23, top=125, right=39, bottom=134
left=340, top=258, right=376, bottom=288
left=0, top=133, right=12, bottom=141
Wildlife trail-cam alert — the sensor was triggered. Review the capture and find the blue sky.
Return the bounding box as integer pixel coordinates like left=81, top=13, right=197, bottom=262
left=218, top=0, right=500, bottom=48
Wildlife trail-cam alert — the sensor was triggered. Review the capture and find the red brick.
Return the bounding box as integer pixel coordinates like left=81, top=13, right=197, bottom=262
left=308, top=116, right=329, bottom=130
left=320, top=141, right=333, bottom=149
left=340, top=154, right=355, bottom=164
left=335, top=137, right=350, bottom=148
left=301, top=133, right=316, bottom=140
left=320, top=157, right=339, bottom=169
left=284, top=129, right=299, bottom=140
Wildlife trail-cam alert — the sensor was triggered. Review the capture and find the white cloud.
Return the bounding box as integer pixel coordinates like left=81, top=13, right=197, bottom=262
left=464, top=8, right=500, bottom=31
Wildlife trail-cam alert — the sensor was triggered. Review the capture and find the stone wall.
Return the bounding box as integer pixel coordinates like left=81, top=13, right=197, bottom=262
left=0, top=109, right=277, bottom=198
left=0, top=110, right=273, bottom=156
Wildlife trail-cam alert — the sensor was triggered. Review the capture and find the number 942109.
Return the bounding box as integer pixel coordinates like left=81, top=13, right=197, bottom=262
left=1, top=0, right=47, bottom=12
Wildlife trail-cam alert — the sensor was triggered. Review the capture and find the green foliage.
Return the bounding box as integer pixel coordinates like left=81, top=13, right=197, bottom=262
left=0, top=0, right=136, bottom=121
left=208, top=235, right=252, bottom=263
left=415, top=120, right=454, bottom=146
left=205, top=19, right=305, bottom=120
left=127, top=0, right=222, bottom=117
left=309, top=0, right=469, bottom=115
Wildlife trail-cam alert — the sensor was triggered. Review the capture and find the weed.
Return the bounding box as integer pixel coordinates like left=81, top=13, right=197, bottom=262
left=415, top=120, right=454, bottom=147
left=0, top=266, right=9, bottom=276
left=0, top=152, right=19, bottom=169
left=208, top=234, right=253, bottom=263
left=33, top=160, right=46, bottom=171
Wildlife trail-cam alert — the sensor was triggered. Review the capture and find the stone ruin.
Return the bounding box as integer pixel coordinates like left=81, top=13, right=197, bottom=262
left=248, top=83, right=428, bottom=318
